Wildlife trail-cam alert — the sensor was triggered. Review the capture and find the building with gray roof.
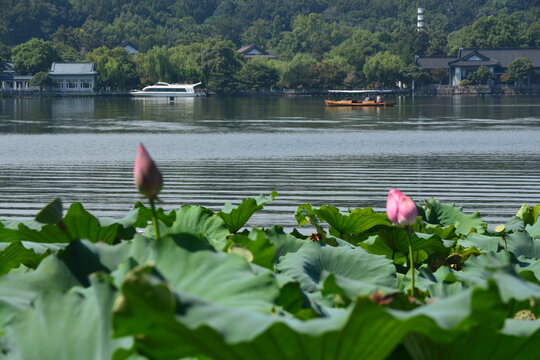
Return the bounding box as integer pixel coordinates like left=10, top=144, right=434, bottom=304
left=415, top=48, right=540, bottom=86
left=49, top=62, right=97, bottom=93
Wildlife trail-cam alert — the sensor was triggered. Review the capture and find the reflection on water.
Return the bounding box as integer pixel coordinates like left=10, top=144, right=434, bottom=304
left=0, top=95, right=539, bottom=229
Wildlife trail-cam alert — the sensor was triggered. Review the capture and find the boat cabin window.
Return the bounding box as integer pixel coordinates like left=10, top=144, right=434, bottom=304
left=144, top=88, right=187, bottom=92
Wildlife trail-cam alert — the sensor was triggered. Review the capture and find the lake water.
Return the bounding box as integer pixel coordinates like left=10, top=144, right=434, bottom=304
left=0, top=95, right=539, bottom=230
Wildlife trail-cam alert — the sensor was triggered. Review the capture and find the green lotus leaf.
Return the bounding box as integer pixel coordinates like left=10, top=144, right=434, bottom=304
left=148, top=237, right=278, bottom=312
left=63, top=202, right=131, bottom=244
left=218, top=191, right=277, bottom=233
left=505, top=231, right=540, bottom=258
left=419, top=223, right=457, bottom=240
left=277, top=242, right=397, bottom=299
left=114, top=264, right=540, bottom=360
left=0, top=221, right=70, bottom=243
left=225, top=229, right=275, bottom=269
left=454, top=252, right=540, bottom=302
left=34, top=197, right=63, bottom=225
left=360, top=228, right=449, bottom=264
left=515, top=256, right=540, bottom=284
left=0, top=256, right=80, bottom=329
left=0, top=241, right=50, bottom=275
left=265, top=225, right=306, bottom=264
left=132, top=201, right=177, bottom=228
left=459, top=233, right=501, bottom=252
left=425, top=199, right=486, bottom=235
left=525, top=217, right=540, bottom=240
left=113, top=264, right=411, bottom=360
left=504, top=215, right=526, bottom=233
left=168, top=205, right=229, bottom=249
left=316, top=205, right=391, bottom=238
left=1, top=274, right=132, bottom=360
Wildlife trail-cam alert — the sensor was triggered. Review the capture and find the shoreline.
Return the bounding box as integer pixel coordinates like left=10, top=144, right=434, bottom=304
left=1, top=84, right=540, bottom=98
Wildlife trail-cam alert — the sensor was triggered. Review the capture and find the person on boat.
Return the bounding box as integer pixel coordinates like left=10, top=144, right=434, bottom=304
left=364, top=96, right=371, bottom=101
left=376, top=95, right=382, bottom=103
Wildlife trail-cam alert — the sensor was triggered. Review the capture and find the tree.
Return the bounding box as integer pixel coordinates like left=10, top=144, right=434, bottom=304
left=236, top=58, right=280, bottom=91
left=447, top=15, right=527, bottom=55
left=401, top=64, right=428, bottom=88
left=308, top=61, right=347, bottom=89
left=197, top=39, right=244, bottom=94
left=279, top=53, right=317, bottom=89
left=327, top=29, right=383, bottom=73
left=507, top=57, right=534, bottom=85
left=135, top=46, right=174, bottom=85
left=86, top=46, right=139, bottom=90
left=12, top=38, right=61, bottom=74
left=30, top=71, right=56, bottom=91
left=363, top=52, right=405, bottom=88
left=467, top=65, right=492, bottom=85
left=430, top=68, right=449, bottom=85
left=240, top=20, right=274, bottom=50
left=275, top=13, right=353, bottom=60
left=169, top=44, right=204, bottom=84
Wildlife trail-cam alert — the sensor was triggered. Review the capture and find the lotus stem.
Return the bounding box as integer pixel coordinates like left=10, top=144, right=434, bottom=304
left=149, top=197, right=160, bottom=240
left=407, top=226, right=415, bottom=297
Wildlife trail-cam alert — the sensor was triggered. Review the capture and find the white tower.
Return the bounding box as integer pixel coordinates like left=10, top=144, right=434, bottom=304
left=417, top=8, right=425, bottom=31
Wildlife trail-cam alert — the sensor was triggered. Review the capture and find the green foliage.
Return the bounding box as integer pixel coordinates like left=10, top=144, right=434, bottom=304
left=236, top=59, right=280, bottom=91
left=308, top=60, right=347, bottom=89
left=86, top=46, right=139, bottom=90
left=327, top=28, right=383, bottom=73
left=447, top=14, right=530, bottom=54
left=507, top=57, right=534, bottom=84
left=363, top=51, right=406, bottom=88
left=279, top=53, right=317, bottom=88
left=29, top=72, right=56, bottom=90
left=12, top=38, right=61, bottom=74
left=0, top=196, right=540, bottom=358
left=197, top=39, right=244, bottom=94
left=430, top=67, right=449, bottom=85
left=467, top=65, right=493, bottom=85
left=275, top=13, right=353, bottom=61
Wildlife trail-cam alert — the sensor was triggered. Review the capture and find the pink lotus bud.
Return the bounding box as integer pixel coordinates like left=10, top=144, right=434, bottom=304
left=386, top=188, right=418, bottom=226
left=134, top=143, right=163, bottom=198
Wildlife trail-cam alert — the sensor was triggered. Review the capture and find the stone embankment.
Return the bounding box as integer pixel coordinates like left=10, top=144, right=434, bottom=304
left=415, top=84, right=540, bottom=95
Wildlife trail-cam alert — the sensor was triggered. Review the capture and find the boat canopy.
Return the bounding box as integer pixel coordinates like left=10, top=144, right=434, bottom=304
left=328, top=89, right=393, bottom=94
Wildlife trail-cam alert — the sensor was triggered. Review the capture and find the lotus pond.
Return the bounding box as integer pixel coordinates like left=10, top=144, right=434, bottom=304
left=0, top=191, right=539, bottom=359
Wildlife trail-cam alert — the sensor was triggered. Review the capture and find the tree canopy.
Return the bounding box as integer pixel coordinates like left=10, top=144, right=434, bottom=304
left=1, top=0, right=538, bottom=92
left=12, top=39, right=61, bottom=74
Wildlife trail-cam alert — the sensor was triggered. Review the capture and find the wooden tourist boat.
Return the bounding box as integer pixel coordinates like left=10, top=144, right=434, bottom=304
left=325, top=89, right=395, bottom=107
left=325, top=99, right=394, bottom=107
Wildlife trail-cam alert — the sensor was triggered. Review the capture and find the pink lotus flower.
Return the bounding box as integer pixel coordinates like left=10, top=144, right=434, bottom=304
left=134, top=143, right=162, bottom=199
left=386, top=188, right=418, bottom=226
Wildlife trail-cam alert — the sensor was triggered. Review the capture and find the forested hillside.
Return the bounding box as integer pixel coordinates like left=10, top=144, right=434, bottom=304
left=1, top=0, right=538, bottom=92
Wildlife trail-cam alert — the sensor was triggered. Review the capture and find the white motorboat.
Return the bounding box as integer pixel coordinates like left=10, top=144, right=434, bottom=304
left=130, top=82, right=205, bottom=97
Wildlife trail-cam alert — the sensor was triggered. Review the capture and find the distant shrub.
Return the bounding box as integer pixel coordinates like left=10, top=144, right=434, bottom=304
left=459, top=79, right=472, bottom=86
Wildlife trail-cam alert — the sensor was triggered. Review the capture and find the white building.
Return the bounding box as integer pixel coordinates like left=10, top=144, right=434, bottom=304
left=49, top=62, right=97, bottom=93
left=0, top=62, right=38, bottom=92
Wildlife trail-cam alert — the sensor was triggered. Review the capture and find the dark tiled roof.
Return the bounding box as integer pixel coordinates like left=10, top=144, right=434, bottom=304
left=49, top=62, right=97, bottom=75
left=459, top=48, right=540, bottom=68
left=448, top=60, right=500, bottom=67
left=416, top=48, right=540, bottom=70
left=117, top=41, right=139, bottom=50
left=415, top=57, right=456, bottom=69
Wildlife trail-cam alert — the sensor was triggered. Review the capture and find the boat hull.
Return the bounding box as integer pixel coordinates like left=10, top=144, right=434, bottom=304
left=325, top=100, right=394, bottom=107
left=130, top=92, right=204, bottom=97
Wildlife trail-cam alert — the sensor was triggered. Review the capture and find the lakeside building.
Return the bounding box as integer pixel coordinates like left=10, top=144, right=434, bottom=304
left=415, top=48, right=540, bottom=86
left=117, top=41, right=139, bottom=56
left=0, top=62, right=38, bottom=92
left=48, top=62, right=97, bottom=93
left=237, top=44, right=278, bottom=59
